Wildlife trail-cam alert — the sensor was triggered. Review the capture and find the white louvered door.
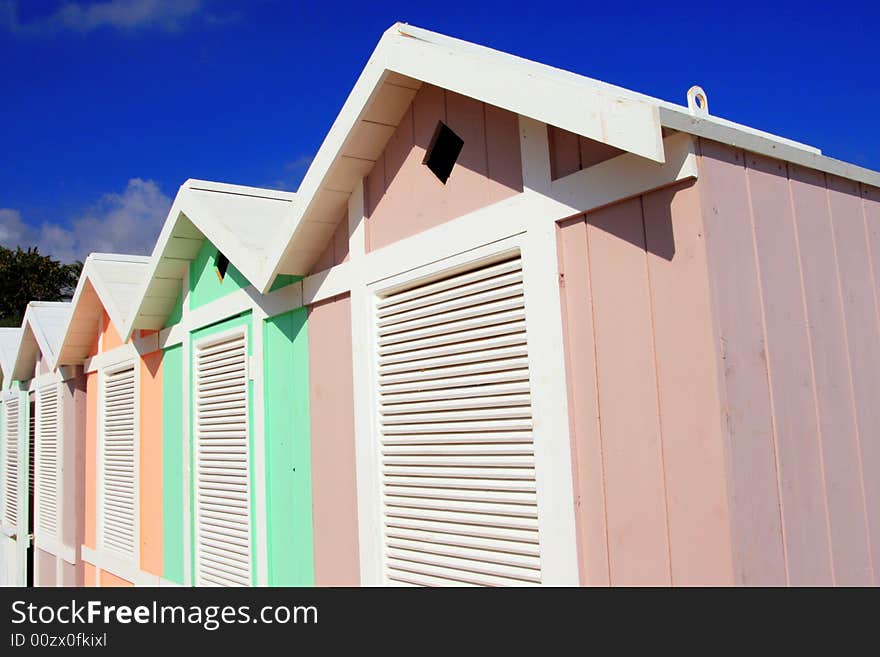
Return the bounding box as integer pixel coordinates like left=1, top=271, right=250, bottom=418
left=3, top=397, right=20, bottom=529
left=35, top=384, right=61, bottom=546
left=375, top=255, right=543, bottom=586
left=193, top=330, right=252, bottom=586
left=100, top=364, right=137, bottom=560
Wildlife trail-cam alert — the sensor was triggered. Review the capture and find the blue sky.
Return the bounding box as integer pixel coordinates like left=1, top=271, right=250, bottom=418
left=0, top=0, right=877, bottom=262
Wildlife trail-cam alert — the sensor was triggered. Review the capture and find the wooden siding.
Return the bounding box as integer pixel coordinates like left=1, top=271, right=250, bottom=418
left=557, top=179, right=734, bottom=586
left=364, top=84, right=522, bottom=252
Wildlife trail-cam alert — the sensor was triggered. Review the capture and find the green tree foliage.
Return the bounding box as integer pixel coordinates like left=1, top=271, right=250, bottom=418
left=0, top=246, right=82, bottom=327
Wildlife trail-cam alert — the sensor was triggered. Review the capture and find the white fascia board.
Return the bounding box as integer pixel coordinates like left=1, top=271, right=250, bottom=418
left=122, top=186, right=191, bottom=341
left=258, top=37, right=392, bottom=293
left=384, top=31, right=664, bottom=163
left=186, top=179, right=297, bottom=201
left=124, top=183, right=284, bottom=339
left=21, top=303, right=70, bottom=370
left=395, top=22, right=880, bottom=178
left=660, top=108, right=880, bottom=188
left=263, top=21, right=880, bottom=292
left=259, top=26, right=664, bottom=291
left=176, top=190, right=270, bottom=288
left=0, top=328, right=23, bottom=383
left=52, top=260, right=97, bottom=370
left=53, top=255, right=149, bottom=369
left=396, top=23, right=821, bottom=156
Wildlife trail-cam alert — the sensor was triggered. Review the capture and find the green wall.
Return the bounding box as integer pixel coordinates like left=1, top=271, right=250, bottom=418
left=263, top=307, right=314, bottom=586
left=158, top=237, right=315, bottom=586
left=161, top=344, right=184, bottom=584
left=189, top=239, right=251, bottom=310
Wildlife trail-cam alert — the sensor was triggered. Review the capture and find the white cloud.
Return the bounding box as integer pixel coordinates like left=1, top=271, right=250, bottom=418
left=1, top=0, right=207, bottom=34
left=0, top=178, right=171, bottom=263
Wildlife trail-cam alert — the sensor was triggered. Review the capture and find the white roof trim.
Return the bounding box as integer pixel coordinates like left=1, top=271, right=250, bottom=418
left=0, top=328, right=23, bottom=389
left=260, top=22, right=880, bottom=290
left=121, top=179, right=296, bottom=339
left=11, top=302, right=72, bottom=381
left=54, top=253, right=151, bottom=368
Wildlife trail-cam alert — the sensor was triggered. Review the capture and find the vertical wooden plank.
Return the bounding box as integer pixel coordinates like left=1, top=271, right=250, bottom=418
left=100, top=570, right=133, bottom=587
left=161, top=344, right=184, bottom=584
left=643, top=180, right=735, bottom=585
left=587, top=197, right=670, bottom=585
left=579, top=136, right=624, bottom=169
left=789, top=165, right=872, bottom=585
left=332, top=215, right=350, bottom=264
left=557, top=217, right=609, bottom=586
left=407, top=83, right=449, bottom=243
left=370, top=104, right=415, bottom=251
left=548, top=125, right=581, bottom=180
left=859, top=183, right=880, bottom=583
left=309, top=295, right=360, bottom=585
left=746, top=152, right=832, bottom=585
left=830, top=176, right=880, bottom=584
left=100, top=310, right=122, bottom=353
left=264, top=308, right=314, bottom=586
left=36, top=549, right=55, bottom=586
left=697, top=140, right=785, bottom=585
left=83, top=562, right=96, bottom=587
left=484, top=103, right=522, bottom=199
left=311, top=240, right=335, bottom=274
left=445, top=91, right=489, bottom=220
left=139, top=350, right=163, bottom=577
left=363, top=152, right=384, bottom=251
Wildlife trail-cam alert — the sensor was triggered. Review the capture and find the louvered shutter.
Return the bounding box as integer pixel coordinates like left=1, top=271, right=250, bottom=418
left=194, top=331, right=252, bottom=586
left=36, top=385, right=60, bottom=542
left=101, top=365, right=136, bottom=559
left=376, top=255, right=543, bottom=586
left=3, top=398, right=20, bottom=528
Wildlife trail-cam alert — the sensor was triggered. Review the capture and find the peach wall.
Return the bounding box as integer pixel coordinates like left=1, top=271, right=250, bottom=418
left=100, top=310, right=123, bottom=353
left=364, top=84, right=522, bottom=252
left=84, top=562, right=96, bottom=587
left=139, top=351, right=163, bottom=576
left=558, top=179, right=734, bottom=586
left=84, top=371, right=97, bottom=549
left=308, top=293, right=360, bottom=585
left=699, top=140, right=877, bottom=586
left=100, top=570, right=133, bottom=587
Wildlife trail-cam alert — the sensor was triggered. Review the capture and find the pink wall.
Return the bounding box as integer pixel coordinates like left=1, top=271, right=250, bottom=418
left=547, top=124, right=624, bottom=180
left=310, top=213, right=350, bottom=274
left=36, top=549, right=56, bottom=586
left=698, top=140, right=878, bottom=586
left=364, top=84, right=522, bottom=252
left=558, top=179, right=734, bottom=586
left=558, top=138, right=878, bottom=586
left=308, top=293, right=360, bottom=585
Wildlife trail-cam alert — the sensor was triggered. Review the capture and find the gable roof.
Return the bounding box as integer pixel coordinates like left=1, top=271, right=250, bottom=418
left=260, top=22, right=880, bottom=289
left=54, top=253, right=151, bottom=368
left=0, top=328, right=23, bottom=389
left=122, top=179, right=296, bottom=338
left=11, top=302, right=72, bottom=381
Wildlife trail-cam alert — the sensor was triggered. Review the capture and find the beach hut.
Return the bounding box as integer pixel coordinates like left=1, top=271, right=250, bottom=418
left=0, top=302, right=73, bottom=586
left=249, top=23, right=880, bottom=586
left=14, top=22, right=878, bottom=587
left=99, top=179, right=314, bottom=586
left=51, top=253, right=153, bottom=586
left=0, top=327, right=23, bottom=585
